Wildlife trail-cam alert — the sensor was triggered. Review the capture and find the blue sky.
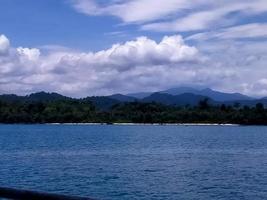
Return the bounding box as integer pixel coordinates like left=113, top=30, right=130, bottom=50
left=0, top=0, right=164, bottom=51
left=0, top=0, right=267, bottom=97
left=0, top=0, right=125, bottom=50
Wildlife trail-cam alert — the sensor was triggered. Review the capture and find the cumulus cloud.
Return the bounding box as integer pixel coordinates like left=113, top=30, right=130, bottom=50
left=0, top=35, right=10, bottom=55
left=0, top=34, right=204, bottom=97
left=1, top=33, right=267, bottom=97
left=17, top=47, right=41, bottom=61
left=185, top=37, right=267, bottom=97
left=88, top=35, right=200, bottom=69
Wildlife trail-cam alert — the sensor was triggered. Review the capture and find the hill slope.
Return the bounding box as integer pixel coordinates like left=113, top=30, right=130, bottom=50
left=160, top=87, right=252, bottom=102
left=142, top=93, right=213, bottom=106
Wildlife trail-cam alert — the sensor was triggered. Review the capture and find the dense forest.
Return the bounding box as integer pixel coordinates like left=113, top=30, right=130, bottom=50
left=1, top=96, right=267, bottom=125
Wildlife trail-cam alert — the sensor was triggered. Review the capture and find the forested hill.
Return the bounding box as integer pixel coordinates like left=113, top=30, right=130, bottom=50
left=1, top=91, right=267, bottom=124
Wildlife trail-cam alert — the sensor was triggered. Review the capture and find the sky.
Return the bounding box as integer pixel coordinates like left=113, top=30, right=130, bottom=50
left=0, top=0, right=267, bottom=97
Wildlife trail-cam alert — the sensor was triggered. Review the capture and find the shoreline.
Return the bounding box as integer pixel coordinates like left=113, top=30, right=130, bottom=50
left=4, top=122, right=267, bottom=126
left=46, top=122, right=240, bottom=126
left=2, top=123, right=267, bottom=126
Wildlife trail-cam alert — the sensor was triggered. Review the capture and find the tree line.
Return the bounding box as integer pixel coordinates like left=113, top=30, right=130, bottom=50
left=0, top=98, right=267, bottom=124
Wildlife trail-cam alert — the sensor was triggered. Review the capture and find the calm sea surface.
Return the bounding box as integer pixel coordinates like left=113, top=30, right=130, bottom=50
left=0, top=125, right=267, bottom=200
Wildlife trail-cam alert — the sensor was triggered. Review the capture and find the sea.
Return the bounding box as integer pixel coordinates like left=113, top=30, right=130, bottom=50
left=0, top=124, right=267, bottom=200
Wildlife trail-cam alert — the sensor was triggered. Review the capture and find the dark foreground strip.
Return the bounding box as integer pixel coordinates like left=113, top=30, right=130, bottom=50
left=0, top=187, right=95, bottom=200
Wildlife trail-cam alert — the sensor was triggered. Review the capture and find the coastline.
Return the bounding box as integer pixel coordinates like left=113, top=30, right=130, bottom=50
left=46, top=122, right=240, bottom=126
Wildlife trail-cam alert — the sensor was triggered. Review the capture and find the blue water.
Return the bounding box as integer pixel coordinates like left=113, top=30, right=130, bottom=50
left=0, top=125, right=267, bottom=200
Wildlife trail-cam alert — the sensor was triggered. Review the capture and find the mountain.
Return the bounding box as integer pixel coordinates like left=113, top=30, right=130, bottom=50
left=26, top=92, right=69, bottom=102
left=142, top=92, right=213, bottom=106
left=0, top=92, right=70, bottom=103
left=160, top=87, right=252, bottom=102
left=127, top=92, right=153, bottom=99
left=84, top=96, right=120, bottom=110
left=128, top=87, right=253, bottom=101
left=160, top=87, right=199, bottom=96
left=0, top=89, right=263, bottom=110
left=0, top=94, right=24, bottom=102
left=108, top=94, right=137, bottom=102
left=198, top=88, right=253, bottom=102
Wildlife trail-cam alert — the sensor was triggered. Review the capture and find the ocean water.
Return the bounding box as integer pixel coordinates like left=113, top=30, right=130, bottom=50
left=0, top=125, right=267, bottom=200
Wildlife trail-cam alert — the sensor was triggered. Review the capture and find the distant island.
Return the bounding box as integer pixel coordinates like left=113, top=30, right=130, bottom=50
left=1, top=87, right=267, bottom=125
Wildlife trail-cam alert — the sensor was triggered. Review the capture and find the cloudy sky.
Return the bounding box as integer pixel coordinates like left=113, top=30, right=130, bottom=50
left=0, top=0, right=267, bottom=97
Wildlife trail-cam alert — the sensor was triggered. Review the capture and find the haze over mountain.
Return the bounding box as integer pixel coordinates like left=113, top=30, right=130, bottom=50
left=127, top=87, right=253, bottom=102
left=160, top=87, right=253, bottom=102
left=108, top=94, right=137, bottom=102
left=126, top=92, right=153, bottom=99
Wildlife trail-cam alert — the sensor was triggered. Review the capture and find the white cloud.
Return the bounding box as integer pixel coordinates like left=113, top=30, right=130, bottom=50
left=185, top=37, right=267, bottom=97
left=187, top=23, right=267, bottom=41
left=141, top=10, right=224, bottom=32
left=0, top=35, right=10, bottom=55
left=0, top=34, right=203, bottom=97
left=17, top=47, right=41, bottom=61
left=0, top=35, right=40, bottom=77
left=70, top=0, right=267, bottom=32
left=142, top=1, right=267, bottom=32
left=1, top=33, right=267, bottom=97
left=214, top=23, right=267, bottom=39
left=71, top=0, right=204, bottom=23
left=71, top=0, right=100, bottom=16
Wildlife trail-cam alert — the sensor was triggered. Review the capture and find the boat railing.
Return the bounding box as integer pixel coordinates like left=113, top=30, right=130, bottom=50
left=0, top=186, right=95, bottom=200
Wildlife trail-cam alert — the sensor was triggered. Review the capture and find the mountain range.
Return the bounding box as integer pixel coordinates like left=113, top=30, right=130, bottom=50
left=128, top=87, right=253, bottom=101
left=1, top=87, right=267, bottom=110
